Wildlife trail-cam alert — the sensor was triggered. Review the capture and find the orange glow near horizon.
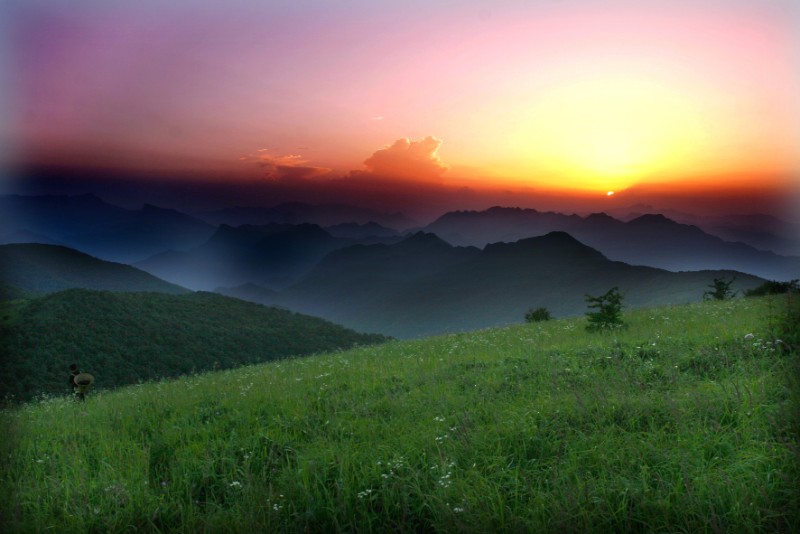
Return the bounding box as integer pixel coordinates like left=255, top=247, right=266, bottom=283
left=5, top=1, right=799, bottom=209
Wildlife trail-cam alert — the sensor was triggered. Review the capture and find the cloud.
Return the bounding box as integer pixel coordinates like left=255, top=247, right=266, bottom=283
left=241, top=149, right=330, bottom=182
left=267, top=165, right=331, bottom=182
left=361, top=136, right=448, bottom=181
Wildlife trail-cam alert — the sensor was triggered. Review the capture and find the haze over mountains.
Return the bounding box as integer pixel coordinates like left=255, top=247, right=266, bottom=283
left=0, top=194, right=215, bottom=263
left=0, top=243, right=188, bottom=297
left=223, top=231, right=764, bottom=338
left=1, top=193, right=796, bottom=339
left=197, top=202, right=414, bottom=231
left=135, top=223, right=402, bottom=291
left=422, top=207, right=800, bottom=281
left=606, top=206, right=800, bottom=257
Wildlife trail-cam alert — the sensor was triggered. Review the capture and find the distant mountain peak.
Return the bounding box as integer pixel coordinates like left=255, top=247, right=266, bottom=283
left=486, top=206, right=526, bottom=214
left=628, top=213, right=674, bottom=225
left=626, top=213, right=709, bottom=235
left=399, top=231, right=451, bottom=248
left=483, top=230, right=599, bottom=255
left=486, top=230, right=586, bottom=250
left=585, top=212, right=617, bottom=221
left=518, top=231, right=597, bottom=250
left=538, top=230, right=582, bottom=242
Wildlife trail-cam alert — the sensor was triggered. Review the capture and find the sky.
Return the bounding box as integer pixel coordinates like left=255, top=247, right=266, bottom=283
left=2, top=0, right=799, bottom=219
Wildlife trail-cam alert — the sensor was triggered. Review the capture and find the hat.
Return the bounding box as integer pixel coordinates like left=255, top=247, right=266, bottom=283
left=73, top=373, right=94, bottom=387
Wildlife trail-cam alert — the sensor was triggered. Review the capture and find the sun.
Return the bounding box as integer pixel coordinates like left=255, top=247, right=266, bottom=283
left=509, top=75, right=704, bottom=192
left=569, top=128, right=652, bottom=182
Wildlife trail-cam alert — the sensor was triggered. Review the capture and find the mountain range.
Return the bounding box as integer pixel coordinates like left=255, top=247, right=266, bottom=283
left=196, top=202, right=415, bottom=230
left=0, top=194, right=215, bottom=263
left=2, top=194, right=794, bottom=340
left=607, top=205, right=800, bottom=256
left=4, top=194, right=797, bottom=282
left=220, top=231, right=765, bottom=338
left=135, top=223, right=402, bottom=291
left=421, top=207, right=799, bottom=281
left=1, top=232, right=767, bottom=340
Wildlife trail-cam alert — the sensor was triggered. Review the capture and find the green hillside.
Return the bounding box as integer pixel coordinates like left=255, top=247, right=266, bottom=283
left=0, top=243, right=189, bottom=297
left=2, top=295, right=797, bottom=532
left=0, top=289, right=388, bottom=402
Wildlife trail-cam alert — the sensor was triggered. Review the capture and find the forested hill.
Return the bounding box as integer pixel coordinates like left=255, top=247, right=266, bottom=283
left=0, top=289, right=389, bottom=402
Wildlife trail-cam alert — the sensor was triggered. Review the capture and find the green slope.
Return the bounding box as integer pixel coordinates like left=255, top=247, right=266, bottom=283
left=1, top=296, right=797, bottom=532
left=0, top=289, right=388, bottom=401
left=0, top=243, right=189, bottom=297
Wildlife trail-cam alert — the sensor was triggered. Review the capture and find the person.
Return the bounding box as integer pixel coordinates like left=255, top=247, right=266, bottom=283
left=68, top=364, right=94, bottom=401
left=68, top=364, right=80, bottom=396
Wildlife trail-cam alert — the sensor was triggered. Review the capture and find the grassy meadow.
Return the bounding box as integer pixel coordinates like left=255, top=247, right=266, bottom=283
left=1, top=295, right=798, bottom=533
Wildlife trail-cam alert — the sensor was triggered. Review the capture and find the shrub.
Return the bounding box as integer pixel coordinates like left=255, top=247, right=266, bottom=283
left=585, top=287, right=625, bottom=332
left=525, top=307, right=551, bottom=323
left=745, top=279, right=798, bottom=297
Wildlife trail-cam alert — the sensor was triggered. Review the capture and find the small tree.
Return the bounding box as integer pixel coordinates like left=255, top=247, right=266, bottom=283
left=704, top=276, right=736, bottom=300
left=525, top=307, right=551, bottom=323
left=585, top=287, right=625, bottom=332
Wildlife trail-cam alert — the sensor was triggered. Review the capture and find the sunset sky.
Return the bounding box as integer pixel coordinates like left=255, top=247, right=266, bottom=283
left=2, top=0, right=798, bottom=218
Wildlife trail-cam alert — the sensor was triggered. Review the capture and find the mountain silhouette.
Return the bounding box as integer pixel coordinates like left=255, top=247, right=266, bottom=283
left=609, top=206, right=800, bottom=256
left=196, top=202, right=415, bottom=230
left=0, top=243, right=189, bottom=297
left=480, top=231, right=607, bottom=264
left=279, top=231, right=479, bottom=293
left=324, top=222, right=400, bottom=239
left=136, top=223, right=399, bottom=291
left=423, top=207, right=799, bottom=281
left=0, top=194, right=215, bottom=263
left=226, top=231, right=764, bottom=338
